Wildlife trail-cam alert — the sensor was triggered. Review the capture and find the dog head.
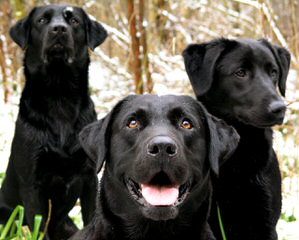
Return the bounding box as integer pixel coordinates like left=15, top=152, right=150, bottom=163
left=183, top=38, right=291, bottom=127
left=80, top=95, right=239, bottom=222
left=10, top=5, right=107, bottom=64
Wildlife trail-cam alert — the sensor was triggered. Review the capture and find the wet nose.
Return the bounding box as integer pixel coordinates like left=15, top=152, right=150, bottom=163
left=51, top=24, right=67, bottom=34
left=147, top=136, right=177, bottom=157
left=268, top=101, right=286, bottom=116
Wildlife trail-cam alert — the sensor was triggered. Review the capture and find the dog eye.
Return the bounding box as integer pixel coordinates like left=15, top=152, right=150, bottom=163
left=38, top=18, right=48, bottom=24
left=128, top=119, right=140, bottom=129
left=235, top=69, right=247, bottom=78
left=69, top=17, right=79, bottom=25
left=180, top=119, right=193, bottom=129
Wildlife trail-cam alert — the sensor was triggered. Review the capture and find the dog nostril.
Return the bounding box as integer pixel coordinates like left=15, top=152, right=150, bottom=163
left=147, top=136, right=178, bottom=157
left=52, top=25, right=67, bottom=34
left=148, top=145, right=159, bottom=156
left=166, top=145, right=177, bottom=156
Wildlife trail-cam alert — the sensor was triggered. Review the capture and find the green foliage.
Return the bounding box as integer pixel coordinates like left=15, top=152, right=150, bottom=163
left=0, top=173, right=5, bottom=186
left=281, top=212, right=297, bottom=223
left=0, top=205, right=45, bottom=240
left=217, top=204, right=227, bottom=240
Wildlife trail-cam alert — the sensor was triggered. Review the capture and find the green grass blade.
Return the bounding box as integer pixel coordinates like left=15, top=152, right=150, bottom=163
left=16, top=206, right=24, bottom=236
left=0, top=205, right=21, bottom=239
left=38, top=232, right=45, bottom=240
left=8, top=220, right=16, bottom=237
left=32, top=215, right=43, bottom=240
left=217, top=204, right=227, bottom=240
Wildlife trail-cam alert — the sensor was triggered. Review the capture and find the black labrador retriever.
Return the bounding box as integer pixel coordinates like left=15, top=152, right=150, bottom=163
left=0, top=5, right=107, bottom=239
left=183, top=38, right=290, bottom=240
left=70, top=94, right=240, bottom=240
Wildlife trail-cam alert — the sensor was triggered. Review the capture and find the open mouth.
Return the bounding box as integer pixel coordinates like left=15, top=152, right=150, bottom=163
left=126, top=171, right=191, bottom=207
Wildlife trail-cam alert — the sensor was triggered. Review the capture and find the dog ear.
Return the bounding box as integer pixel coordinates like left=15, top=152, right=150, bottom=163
left=79, top=114, right=112, bottom=173
left=10, top=7, right=37, bottom=49
left=80, top=9, right=108, bottom=50
left=79, top=95, right=137, bottom=172
left=259, top=38, right=291, bottom=97
left=182, top=38, right=229, bottom=98
left=204, top=110, right=240, bottom=175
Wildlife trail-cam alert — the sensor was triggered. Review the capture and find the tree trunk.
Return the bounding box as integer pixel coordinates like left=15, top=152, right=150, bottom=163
left=139, top=0, right=153, bottom=93
left=128, top=0, right=143, bottom=94
left=154, top=0, right=168, bottom=45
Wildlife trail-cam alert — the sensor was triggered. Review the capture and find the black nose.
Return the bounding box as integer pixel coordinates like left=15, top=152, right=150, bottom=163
left=268, top=101, right=286, bottom=116
left=147, top=136, right=177, bottom=157
left=51, top=24, right=67, bottom=34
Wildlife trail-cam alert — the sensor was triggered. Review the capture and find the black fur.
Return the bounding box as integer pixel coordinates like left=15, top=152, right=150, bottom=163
left=70, top=94, right=239, bottom=240
left=0, top=5, right=107, bottom=240
left=183, top=38, right=290, bottom=240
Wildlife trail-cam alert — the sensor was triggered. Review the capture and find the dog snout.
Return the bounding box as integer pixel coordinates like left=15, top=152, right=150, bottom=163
left=268, top=100, right=286, bottom=119
left=50, top=23, right=68, bottom=35
left=147, top=136, right=177, bottom=157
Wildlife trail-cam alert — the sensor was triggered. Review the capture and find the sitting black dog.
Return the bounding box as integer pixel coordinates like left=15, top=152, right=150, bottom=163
left=183, top=38, right=290, bottom=240
left=70, top=94, right=239, bottom=240
left=0, top=5, right=107, bottom=239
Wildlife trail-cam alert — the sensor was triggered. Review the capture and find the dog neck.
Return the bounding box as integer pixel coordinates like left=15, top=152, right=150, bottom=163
left=22, top=55, right=90, bottom=97
left=18, top=51, right=94, bottom=125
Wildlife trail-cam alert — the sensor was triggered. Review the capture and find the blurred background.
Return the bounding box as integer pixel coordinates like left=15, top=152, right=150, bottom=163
left=0, top=0, right=298, bottom=239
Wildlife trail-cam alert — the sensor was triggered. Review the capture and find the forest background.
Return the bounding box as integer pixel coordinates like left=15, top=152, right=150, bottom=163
left=0, top=0, right=298, bottom=239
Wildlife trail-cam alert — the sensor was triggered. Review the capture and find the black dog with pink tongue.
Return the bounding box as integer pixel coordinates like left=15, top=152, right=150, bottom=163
left=70, top=94, right=239, bottom=240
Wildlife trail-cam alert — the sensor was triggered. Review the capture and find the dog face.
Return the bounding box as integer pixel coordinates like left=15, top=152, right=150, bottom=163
left=10, top=5, right=107, bottom=64
left=80, top=95, right=239, bottom=222
left=183, top=38, right=291, bottom=127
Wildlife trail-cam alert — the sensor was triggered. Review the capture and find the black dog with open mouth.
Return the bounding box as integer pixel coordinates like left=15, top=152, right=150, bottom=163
left=70, top=94, right=239, bottom=240
left=0, top=5, right=107, bottom=240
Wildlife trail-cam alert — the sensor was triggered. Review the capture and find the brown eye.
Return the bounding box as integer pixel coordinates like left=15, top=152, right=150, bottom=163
left=69, top=17, right=79, bottom=25
left=235, top=69, right=247, bottom=78
left=181, top=119, right=193, bottom=129
left=128, top=119, right=139, bottom=128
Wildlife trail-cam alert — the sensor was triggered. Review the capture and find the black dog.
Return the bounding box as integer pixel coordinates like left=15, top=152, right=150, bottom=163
left=70, top=94, right=239, bottom=240
left=0, top=5, right=107, bottom=239
left=183, top=38, right=290, bottom=240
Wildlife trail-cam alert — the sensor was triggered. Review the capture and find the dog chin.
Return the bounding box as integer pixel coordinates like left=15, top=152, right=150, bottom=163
left=42, top=44, right=74, bottom=64
left=141, top=205, right=179, bottom=221
left=237, top=114, right=284, bottom=128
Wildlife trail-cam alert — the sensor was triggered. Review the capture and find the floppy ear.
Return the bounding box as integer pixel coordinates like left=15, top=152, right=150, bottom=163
left=203, top=109, right=240, bottom=175
left=259, top=38, right=291, bottom=97
left=182, top=38, right=229, bottom=97
left=79, top=95, right=137, bottom=172
left=79, top=113, right=112, bottom=173
left=80, top=9, right=108, bottom=50
left=9, top=7, right=37, bottom=49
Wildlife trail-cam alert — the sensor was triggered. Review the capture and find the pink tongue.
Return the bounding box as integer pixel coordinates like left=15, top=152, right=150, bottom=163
left=141, top=184, right=179, bottom=206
